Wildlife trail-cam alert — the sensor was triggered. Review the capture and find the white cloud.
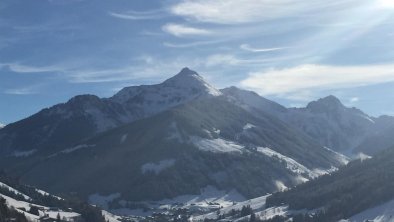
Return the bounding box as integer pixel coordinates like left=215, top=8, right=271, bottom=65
left=241, top=63, right=394, bottom=96
left=240, top=44, right=288, bottom=53
left=162, top=23, right=211, bottom=37
left=170, top=0, right=356, bottom=24
left=0, top=123, right=5, bottom=129
left=350, top=97, right=360, bottom=103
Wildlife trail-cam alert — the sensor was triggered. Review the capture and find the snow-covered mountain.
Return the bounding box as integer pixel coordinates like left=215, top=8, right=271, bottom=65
left=112, top=67, right=221, bottom=104
left=0, top=68, right=221, bottom=156
left=1, top=68, right=393, bottom=219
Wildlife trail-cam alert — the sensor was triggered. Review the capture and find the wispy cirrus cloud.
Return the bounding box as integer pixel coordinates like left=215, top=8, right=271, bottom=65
left=240, top=44, right=289, bottom=53
left=163, top=40, right=223, bottom=48
left=204, top=53, right=304, bottom=67
left=1, top=63, right=64, bottom=73
left=170, top=0, right=359, bottom=24
left=4, top=86, right=39, bottom=95
left=162, top=23, right=211, bottom=37
left=241, top=63, right=394, bottom=97
left=108, top=9, right=165, bottom=20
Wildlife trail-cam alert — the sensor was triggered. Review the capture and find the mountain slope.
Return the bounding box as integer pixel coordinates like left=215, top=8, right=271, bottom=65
left=0, top=171, right=108, bottom=222
left=264, top=146, right=394, bottom=221
left=1, top=98, right=346, bottom=212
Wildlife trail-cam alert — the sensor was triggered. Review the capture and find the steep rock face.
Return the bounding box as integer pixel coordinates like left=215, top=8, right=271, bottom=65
left=0, top=68, right=220, bottom=156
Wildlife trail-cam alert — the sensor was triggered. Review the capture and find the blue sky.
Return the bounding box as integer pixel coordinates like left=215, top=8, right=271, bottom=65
left=1, top=0, right=394, bottom=124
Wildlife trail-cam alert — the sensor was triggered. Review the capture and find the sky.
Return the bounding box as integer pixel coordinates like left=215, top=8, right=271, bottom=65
left=1, top=0, right=394, bottom=124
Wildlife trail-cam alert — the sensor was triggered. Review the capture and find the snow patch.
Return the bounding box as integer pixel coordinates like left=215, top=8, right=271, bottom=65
left=256, top=147, right=321, bottom=179
left=359, top=114, right=376, bottom=124
left=0, top=182, right=31, bottom=201
left=348, top=198, right=394, bottom=222
left=193, top=195, right=269, bottom=221
left=274, top=180, right=288, bottom=192
left=102, top=210, right=123, bottom=222
left=115, top=185, right=245, bottom=217
left=355, top=152, right=372, bottom=162
left=256, top=206, right=289, bottom=221
left=141, top=159, right=175, bottom=175
left=0, top=193, right=80, bottom=221
left=323, top=146, right=350, bottom=165
left=190, top=137, right=244, bottom=153
left=12, top=149, right=37, bottom=157
left=243, top=123, right=256, bottom=130
left=61, top=144, right=96, bottom=154
left=35, top=188, right=63, bottom=200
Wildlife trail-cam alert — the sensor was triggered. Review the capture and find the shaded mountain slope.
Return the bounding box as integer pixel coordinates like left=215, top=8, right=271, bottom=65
left=3, top=98, right=345, bottom=203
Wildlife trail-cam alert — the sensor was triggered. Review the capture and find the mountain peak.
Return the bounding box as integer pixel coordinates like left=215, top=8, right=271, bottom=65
left=164, top=67, right=200, bottom=83
left=111, top=68, right=221, bottom=104
left=178, top=67, right=198, bottom=76
left=306, top=95, right=344, bottom=113
left=162, top=68, right=222, bottom=96
left=319, top=95, right=342, bottom=105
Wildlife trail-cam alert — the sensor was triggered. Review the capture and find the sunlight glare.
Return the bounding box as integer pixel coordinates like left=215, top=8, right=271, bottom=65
left=379, top=0, right=394, bottom=8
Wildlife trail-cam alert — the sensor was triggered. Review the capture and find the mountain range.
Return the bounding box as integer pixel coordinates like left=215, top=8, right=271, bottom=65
left=1, top=68, right=394, bottom=218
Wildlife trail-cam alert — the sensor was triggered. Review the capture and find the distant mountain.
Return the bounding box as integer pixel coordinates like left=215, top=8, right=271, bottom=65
left=221, top=87, right=394, bottom=155
left=282, top=95, right=376, bottom=153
